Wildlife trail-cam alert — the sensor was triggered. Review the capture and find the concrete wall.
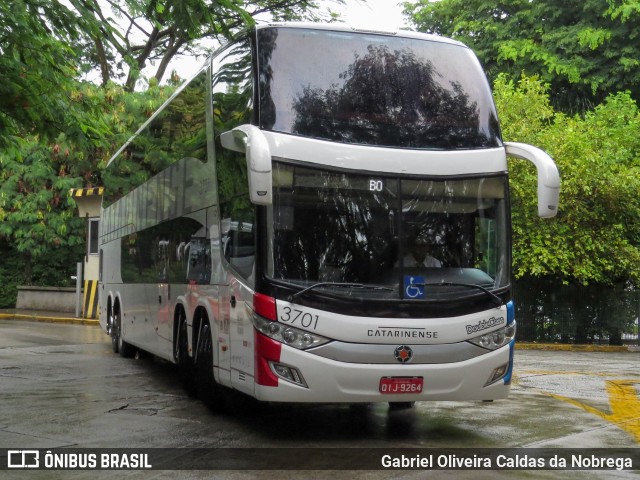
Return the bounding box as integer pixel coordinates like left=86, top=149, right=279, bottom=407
left=16, top=286, right=78, bottom=313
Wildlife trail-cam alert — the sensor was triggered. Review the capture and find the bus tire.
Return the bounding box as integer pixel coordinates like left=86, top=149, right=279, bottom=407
left=175, top=309, right=196, bottom=397
left=109, top=306, right=118, bottom=354
left=112, top=304, right=135, bottom=358
left=195, top=319, right=224, bottom=412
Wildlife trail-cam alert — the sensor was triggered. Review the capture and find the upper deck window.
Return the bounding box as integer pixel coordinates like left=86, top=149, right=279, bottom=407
left=257, top=27, right=501, bottom=149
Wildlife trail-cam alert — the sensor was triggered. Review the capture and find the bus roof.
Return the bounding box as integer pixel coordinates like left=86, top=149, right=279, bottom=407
left=255, top=22, right=467, bottom=49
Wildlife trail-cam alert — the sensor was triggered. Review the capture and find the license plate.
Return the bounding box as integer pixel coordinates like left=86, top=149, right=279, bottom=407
left=379, top=376, right=423, bottom=394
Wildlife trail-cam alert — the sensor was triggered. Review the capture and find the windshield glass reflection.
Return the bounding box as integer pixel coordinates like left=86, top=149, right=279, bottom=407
left=267, top=162, right=509, bottom=301
left=258, top=27, right=501, bottom=149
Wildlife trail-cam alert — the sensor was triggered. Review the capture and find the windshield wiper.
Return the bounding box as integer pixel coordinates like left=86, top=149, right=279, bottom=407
left=412, top=281, right=503, bottom=307
left=288, top=282, right=395, bottom=302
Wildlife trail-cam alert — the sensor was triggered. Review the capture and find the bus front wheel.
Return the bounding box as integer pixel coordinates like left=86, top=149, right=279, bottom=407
left=194, top=318, right=225, bottom=412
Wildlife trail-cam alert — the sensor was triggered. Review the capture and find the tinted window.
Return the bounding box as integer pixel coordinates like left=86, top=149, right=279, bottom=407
left=258, top=27, right=501, bottom=149
left=121, top=213, right=210, bottom=284
left=104, top=70, right=208, bottom=208
left=212, top=39, right=256, bottom=283
left=102, top=70, right=212, bottom=243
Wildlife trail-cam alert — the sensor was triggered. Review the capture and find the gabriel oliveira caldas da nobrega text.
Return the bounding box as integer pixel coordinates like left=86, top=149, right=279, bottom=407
left=380, top=453, right=633, bottom=470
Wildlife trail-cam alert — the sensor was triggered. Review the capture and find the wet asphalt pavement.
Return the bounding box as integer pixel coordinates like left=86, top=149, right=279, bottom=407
left=0, top=319, right=638, bottom=479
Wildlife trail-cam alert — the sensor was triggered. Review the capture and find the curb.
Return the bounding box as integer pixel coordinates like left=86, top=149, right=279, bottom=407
left=517, top=342, right=639, bottom=353
left=0, top=313, right=99, bottom=326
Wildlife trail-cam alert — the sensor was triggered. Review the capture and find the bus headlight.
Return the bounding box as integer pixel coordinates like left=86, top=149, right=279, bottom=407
left=252, top=314, right=331, bottom=350
left=468, top=322, right=516, bottom=350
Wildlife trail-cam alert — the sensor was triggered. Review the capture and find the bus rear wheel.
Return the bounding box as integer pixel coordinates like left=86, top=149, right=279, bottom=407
left=194, top=319, right=224, bottom=412
left=175, top=310, right=196, bottom=397
left=109, top=308, right=118, bottom=354
left=111, top=305, right=135, bottom=358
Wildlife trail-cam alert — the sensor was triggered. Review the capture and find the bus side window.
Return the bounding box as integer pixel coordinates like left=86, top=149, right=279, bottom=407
left=221, top=219, right=255, bottom=283
left=212, top=38, right=255, bottom=285
left=186, top=237, right=211, bottom=284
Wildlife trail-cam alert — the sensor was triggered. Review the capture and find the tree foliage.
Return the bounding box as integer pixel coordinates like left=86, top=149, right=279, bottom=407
left=73, top=0, right=342, bottom=91
left=405, top=0, right=640, bottom=112
left=494, top=75, right=640, bottom=286
left=0, top=82, right=172, bottom=306
left=0, top=0, right=108, bottom=145
left=0, top=80, right=173, bottom=239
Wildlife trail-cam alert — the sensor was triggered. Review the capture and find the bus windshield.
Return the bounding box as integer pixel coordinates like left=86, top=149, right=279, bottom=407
left=257, top=27, right=501, bottom=149
left=267, top=162, right=510, bottom=301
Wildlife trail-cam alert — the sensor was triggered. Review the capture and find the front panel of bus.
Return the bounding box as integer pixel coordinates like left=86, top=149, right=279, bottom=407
left=242, top=25, right=516, bottom=402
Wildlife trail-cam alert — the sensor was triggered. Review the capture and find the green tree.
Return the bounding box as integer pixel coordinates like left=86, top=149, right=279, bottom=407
left=0, top=80, right=171, bottom=306
left=0, top=1, right=116, bottom=304
left=0, top=0, right=109, bottom=146
left=493, top=75, right=640, bottom=286
left=74, top=0, right=343, bottom=90
left=405, top=0, right=640, bottom=112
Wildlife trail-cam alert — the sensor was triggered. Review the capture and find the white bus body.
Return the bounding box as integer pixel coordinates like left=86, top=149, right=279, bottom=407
left=99, top=23, right=559, bottom=407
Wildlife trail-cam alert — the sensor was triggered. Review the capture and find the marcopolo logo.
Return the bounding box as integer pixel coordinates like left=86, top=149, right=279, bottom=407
left=466, top=316, right=505, bottom=335
left=393, top=345, right=413, bottom=363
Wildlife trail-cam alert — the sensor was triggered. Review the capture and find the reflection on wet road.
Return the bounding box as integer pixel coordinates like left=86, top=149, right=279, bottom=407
left=1, top=321, right=638, bottom=457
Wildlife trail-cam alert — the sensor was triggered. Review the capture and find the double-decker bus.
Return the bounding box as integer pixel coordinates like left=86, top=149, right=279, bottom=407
left=99, top=23, right=560, bottom=408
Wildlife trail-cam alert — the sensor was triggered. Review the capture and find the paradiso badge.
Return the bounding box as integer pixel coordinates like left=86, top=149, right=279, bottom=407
left=394, top=345, right=413, bottom=363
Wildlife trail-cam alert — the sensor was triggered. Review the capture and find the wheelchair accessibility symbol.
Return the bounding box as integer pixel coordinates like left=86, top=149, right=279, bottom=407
left=404, top=275, right=425, bottom=299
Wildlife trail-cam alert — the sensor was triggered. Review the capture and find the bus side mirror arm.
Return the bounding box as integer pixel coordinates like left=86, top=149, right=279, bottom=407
left=505, top=142, right=560, bottom=218
left=220, top=125, right=272, bottom=205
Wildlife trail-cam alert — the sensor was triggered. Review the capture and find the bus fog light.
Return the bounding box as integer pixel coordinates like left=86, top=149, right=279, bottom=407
left=269, top=361, right=308, bottom=387
left=485, top=363, right=509, bottom=386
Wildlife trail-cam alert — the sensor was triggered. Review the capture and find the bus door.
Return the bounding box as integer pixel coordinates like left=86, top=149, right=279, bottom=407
left=184, top=226, right=229, bottom=388
left=222, top=220, right=256, bottom=395
left=228, top=277, right=254, bottom=395
left=215, top=282, right=232, bottom=388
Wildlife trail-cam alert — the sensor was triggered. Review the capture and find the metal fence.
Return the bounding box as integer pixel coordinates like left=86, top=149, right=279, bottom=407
left=512, top=278, right=640, bottom=346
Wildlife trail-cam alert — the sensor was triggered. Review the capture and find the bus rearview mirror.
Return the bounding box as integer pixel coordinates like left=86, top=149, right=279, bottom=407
left=220, top=125, right=272, bottom=205
left=505, top=142, right=560, bottom=218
